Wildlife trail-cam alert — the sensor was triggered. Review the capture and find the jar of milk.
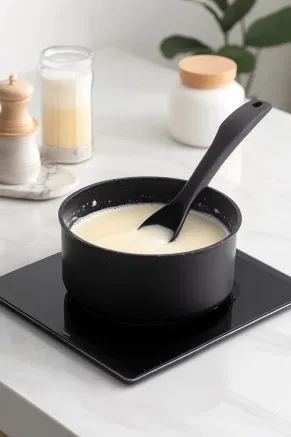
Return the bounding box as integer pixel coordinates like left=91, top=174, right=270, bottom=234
left=40, top=46, right=94, bottom=164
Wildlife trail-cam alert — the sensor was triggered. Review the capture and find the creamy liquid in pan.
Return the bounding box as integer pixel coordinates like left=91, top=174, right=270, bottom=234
left=71, top=203, right=229, bottom=255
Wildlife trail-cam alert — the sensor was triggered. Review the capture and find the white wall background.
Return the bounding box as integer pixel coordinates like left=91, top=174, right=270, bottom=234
left=1, top=0, right=291, bottom=111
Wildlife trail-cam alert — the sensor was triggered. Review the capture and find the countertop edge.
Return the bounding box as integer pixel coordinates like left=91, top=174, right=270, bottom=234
left=0, top=381, right=77, bottom=437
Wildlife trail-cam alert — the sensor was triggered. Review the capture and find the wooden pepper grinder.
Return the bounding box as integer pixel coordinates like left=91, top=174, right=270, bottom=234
left=0, top=74, right=41, bottom=184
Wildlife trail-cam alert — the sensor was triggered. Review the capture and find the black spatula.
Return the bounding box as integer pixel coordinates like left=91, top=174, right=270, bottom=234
left=139, top=100, right=272, bottom=242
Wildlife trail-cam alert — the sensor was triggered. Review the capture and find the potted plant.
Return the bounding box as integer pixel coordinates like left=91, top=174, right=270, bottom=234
left=160, top=0, right=291, bottom=96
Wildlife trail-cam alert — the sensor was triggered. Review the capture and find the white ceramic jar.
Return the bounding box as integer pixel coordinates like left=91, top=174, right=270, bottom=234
left=169, top=55, right=245, bottom=148
left=0, top=75, right=40, bottom=185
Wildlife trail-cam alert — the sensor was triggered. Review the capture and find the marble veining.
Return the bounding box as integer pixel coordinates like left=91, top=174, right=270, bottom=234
left=0, top=159, right=78, bottom=200
left=42, top=143, right=92, bottom=164
left=0, top=48, right=291, bottom=437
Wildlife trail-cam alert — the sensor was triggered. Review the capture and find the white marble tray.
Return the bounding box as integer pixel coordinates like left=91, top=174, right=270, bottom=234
left=0, top=160, right=79, bottom=200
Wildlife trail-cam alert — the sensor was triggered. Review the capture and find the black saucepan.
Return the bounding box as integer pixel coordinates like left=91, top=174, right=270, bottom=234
left=59, top=100, right=273, bottom=325
left=59, top=177, right=241, bottom=325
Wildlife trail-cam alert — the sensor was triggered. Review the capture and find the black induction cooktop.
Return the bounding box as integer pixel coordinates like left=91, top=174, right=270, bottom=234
left=0, top=251, right=290, bottom=383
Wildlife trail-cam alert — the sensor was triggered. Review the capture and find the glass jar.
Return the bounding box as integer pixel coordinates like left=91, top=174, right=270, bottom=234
left=40, top=46, right=94, bottom=164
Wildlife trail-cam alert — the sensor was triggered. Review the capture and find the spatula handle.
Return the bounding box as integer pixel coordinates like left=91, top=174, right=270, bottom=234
left=175, top=100, right=272, bottom=205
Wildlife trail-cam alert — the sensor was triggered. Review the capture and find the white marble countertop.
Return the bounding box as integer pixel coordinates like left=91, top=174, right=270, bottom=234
left=1, top=48, right=291, bottom=437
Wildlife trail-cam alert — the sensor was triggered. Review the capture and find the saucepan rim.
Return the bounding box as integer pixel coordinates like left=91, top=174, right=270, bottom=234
left=58, top=176, right=242, bottom=258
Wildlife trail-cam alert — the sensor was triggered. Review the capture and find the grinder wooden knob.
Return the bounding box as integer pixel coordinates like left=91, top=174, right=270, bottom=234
left=0, top=74, right=40, bottom=184
left=0, top=74, right=40, bottom=136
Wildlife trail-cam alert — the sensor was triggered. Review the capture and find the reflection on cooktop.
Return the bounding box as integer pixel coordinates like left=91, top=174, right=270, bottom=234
left=0, top=251, right=290, bottom=383
left=64, top=290, right=235, bottom=372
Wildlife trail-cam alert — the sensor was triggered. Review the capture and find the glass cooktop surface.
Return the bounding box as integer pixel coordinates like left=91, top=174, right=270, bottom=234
left=0, top=251, right=290, bottom=383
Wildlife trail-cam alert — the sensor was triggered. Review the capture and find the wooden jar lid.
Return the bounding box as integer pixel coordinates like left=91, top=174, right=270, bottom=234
left=0, top=75, right=39, bottom=137
left=179, top=55, right=237, bottom=90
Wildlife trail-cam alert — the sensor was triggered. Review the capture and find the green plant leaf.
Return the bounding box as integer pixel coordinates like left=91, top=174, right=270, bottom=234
left=191, top=47, right=213, bottom=55
left=209, top=0, right=228, bottom=11
left=160, top=35, right=212, bottom=59
left=217, top=45, right=256, bottom=73
left=221, top=0, right=256, bottom=32
left=245, top=7, right=291, bottom=47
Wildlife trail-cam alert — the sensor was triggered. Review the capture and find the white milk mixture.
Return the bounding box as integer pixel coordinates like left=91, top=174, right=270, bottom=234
left=42, top=71, right=92, bottom=149
left=71, top=203, right=229, bottom=255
